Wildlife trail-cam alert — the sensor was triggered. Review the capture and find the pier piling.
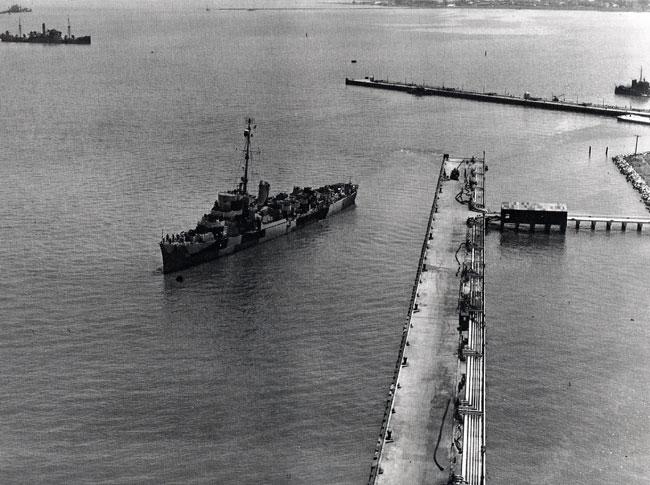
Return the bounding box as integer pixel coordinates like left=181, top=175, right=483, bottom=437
left=567, top=214, right=650, bottom=232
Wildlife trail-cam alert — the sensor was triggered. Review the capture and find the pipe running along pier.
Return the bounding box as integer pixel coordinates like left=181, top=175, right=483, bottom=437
left=345, top=77, right=650, bottom=119
left=369, top=155, right=486, bottom=485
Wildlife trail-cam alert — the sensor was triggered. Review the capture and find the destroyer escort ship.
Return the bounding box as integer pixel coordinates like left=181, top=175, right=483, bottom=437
left=160, top=120, right=358, bottom=274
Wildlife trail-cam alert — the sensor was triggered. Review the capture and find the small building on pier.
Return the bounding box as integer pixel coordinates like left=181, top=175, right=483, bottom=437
left=500, top=201, right=568, bottom=233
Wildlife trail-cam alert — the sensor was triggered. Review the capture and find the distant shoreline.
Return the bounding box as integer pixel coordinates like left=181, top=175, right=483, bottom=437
left=351, top=1, right=649, bottom=12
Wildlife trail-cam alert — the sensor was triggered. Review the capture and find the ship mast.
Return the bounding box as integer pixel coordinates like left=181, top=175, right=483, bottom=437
left=241, top=118, right=254, bottom=194
left=67, top=17, right=71, bottom=39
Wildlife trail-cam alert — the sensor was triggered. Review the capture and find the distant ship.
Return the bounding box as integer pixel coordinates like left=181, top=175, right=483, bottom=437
left=159, top=119, right=358, bottom=274
left=615, top=67, right=649, bottom=97
left=0, top=4, right=31, bottom=14
left=0, top=19, right=90, bottom=44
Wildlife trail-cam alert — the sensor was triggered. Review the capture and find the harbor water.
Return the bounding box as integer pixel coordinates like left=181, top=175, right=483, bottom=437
left=0, top=3, right=648, bottom=483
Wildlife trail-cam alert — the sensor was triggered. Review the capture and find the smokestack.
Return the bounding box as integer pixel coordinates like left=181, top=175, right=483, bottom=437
left=42, top=23, right=45, bottom=35
left=257, top=181, right=270, bottom=207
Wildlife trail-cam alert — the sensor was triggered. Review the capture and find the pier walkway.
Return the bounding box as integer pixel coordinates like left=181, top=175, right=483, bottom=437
left=369, top=156, right=486, bottom=485
left=346, top=77, right=650, bottom=119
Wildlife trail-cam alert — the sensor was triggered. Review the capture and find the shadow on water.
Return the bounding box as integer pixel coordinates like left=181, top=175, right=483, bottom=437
left=496, top=229, right=567, bottom=251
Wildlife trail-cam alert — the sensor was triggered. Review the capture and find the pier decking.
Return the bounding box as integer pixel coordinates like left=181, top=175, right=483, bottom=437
left=345, top=77, right=650, bottom=119
left=369, top=156, right=486, bottom=485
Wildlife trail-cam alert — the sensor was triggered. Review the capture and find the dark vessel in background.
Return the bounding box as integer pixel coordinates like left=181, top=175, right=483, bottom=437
left=615, top=67, right=649, bottom=97
left=0, top=19, right=90, bottom=44
left=159, top=119, right=358, bottom=274
left=0, top=4, right=31, bottom=14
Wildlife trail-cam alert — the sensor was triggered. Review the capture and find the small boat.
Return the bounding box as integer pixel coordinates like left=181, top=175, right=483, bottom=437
left=617, top=114, right=650, bottom=125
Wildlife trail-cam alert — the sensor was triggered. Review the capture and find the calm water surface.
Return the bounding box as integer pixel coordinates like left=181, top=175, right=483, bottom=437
left=0, top=3, right=648, bottom=483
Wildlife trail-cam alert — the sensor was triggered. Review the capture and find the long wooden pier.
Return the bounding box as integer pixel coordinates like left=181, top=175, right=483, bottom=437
left=345, top=77, right=650, bottom=119
left=370, top=156, right=486, bottom=485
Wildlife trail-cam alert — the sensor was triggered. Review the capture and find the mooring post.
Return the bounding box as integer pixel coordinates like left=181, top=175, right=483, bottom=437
left=591, top=221, right=597, bottom=230
left=621, top=222, right=627, bottom=231
left=638, top=223, right=643, bottom=232
left=606, top=221, right=612, bottom=231
left=575, top=220, right=580, bottom=230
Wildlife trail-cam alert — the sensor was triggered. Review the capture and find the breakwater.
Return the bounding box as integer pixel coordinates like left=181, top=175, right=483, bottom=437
left=612, top=152, right=650, bottom=212
left=345, top=77, right=650, bottom=119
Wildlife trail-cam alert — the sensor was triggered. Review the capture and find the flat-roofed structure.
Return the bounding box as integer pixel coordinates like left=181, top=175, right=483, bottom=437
left=500, top=201, right=567, bottom=232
